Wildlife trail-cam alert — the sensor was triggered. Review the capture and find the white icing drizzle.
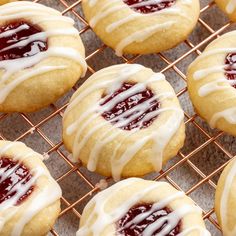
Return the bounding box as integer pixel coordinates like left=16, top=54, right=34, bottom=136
left=0, top=2, right=60, bottom=16
left=210, top=107, right=236, bottom=128
left=193, top=63, right=236, bottom=97
left=89, top=1, right=125, bottom=27
left=115, top=21, right=174, bottom=56
left=112, top=107, right=183, bottom=181
left=220, top=158, right=236, bottom=236
left=190, top=45, right=236, bottom=128
left=87, top=101, right=174, bottom=176
left=0, top=29, right=78, bottom=53
left=0, top=45, right=86, bottom=103
left=32, top=16, right=75, bottom=25
left=0, top=1, right=87, bottom=103
left=226, top=0, right=236, bottom=14
left=142, top=205, right=199, bottom=236
left=106, top=8, right=184, bottom=33
left=85, top=0, right=192, bottom=56
left=0, top=13, right=63, bottom=21
left=0, top=24, right=30, bottom=39
left=64, top=64, right=145, bottom=117
left=0, top=141, right=62, bottom=236
left=76, top=178, right=208, bottom=236
left=90, top=0, right=191, bottom=29
left=193, top=65, right=225, bottom=81
left=64, top=64, right=184, bottom=180
left=193, top=48, right=236, bottom=63
left=120, top=191, right=185, bottom=230
left=198, top=79, right=232, bottom=97
left=88, top=0, right=98, bottom=7
left=129, top=0, right=168, bottom=8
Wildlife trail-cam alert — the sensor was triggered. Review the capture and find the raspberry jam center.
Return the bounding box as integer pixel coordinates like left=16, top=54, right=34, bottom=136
left=0, top=21, right=47, bottom=61
left=100, top=83, right=160, bottom=130
left=123, top=0, right=176, bottom=14
left=117, top=204, right=181, bottom=235
left=0, top=157, right=34, bottom=205
left=225, top=53, right=236, bottom=88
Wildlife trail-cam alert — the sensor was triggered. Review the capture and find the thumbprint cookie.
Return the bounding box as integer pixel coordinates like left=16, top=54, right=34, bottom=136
left=81, top=0, right=200, bottom=56
left=63, top=64, right=185, bottom=181
left=187, top=31, right=236, bottom=136
left=77, top=178, right=210, bottom=236
left=0, top=1, right=87, bottom=113
left=0, top=140, right=62, bottom=236
left=215, top=157, right=236, bottom=236
left=215, top=0, right=236, bottom=22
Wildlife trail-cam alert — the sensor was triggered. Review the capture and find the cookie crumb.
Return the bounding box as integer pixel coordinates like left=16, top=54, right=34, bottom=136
left=29, top=127, right=35, bottom=134
left=96, top=179, right=108, bottom=190
left=43, top=152, right=50, bottom=160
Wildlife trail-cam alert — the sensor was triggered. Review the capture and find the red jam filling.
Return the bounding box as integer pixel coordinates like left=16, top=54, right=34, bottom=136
left=117, top=204, right=181, bottom=236
left=0, top=21, right=48, bottom=61
left=0, top=157, right=34, bottom=205
left=100, top=82, right=160, bottom=130
left=225, top=53, right=236, bottom=88
left=123, top=0, right=176, bottom=14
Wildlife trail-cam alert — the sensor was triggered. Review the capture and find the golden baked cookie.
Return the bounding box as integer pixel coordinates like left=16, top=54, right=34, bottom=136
left=215, top=0, right=236, bottom=22
left=77, top=178, right=210, bottom=236
left=215, top=157, right=236, bottom=236
left=63, top=64, right=185, bottom=180
left=0, top=140, right=62, bottom=236
left=187, top=31, right=236, bottom=136
left=0, top=1, right=87, bottom=113
left=82, top=0, right=200, bottom=56
left=0, top=0, right=16, bottom=5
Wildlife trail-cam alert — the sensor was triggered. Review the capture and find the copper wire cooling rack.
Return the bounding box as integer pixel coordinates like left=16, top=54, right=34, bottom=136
left=0, top=0, right=235, bottom=235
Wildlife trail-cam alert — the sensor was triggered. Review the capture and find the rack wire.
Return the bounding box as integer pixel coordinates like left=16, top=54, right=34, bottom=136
left=0, top=0, right=235, bottom=235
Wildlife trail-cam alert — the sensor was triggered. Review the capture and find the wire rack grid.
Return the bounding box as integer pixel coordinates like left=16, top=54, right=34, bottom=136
left=0, top=0, right=235, bottom=235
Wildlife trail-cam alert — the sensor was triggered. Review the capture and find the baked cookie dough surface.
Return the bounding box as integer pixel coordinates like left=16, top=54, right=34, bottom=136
left=77, top=178, right=210, bottom=236
left=187, top=31, right=236, bottom=136
left=215, top=157, right=236, bottom=236
left=0, top=1, right=87, bottom=113
left=215, top=0, right=236, bottom=21
left=63, top=63, right=185, bottom=180
left=82, top=0, right=200, bottom=55
left=0, top=140, right=62, bottom=236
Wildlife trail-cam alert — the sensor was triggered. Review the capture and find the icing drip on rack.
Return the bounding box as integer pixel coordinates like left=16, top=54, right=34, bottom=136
left=226, top=0, right=236, bottom=14
left=117, top=204, right=181, bottom=235
left=0, top=141, right=62, bottom=236
left=122, top=0, right=176, bottom=14
left=220, top=158, right=236, bottom=236
left=0, top=157, right=34, bottom=205
left=100, top=82, right=161, bottom=130
left=64, top=64, right=184, bottom=181
left=76, top=178, right=210, bottom=236
left=85, top=0, right=192, bottom=56
left=191, top=47, right=236, bottom=128
left=0, top=2, right=87, bottom=104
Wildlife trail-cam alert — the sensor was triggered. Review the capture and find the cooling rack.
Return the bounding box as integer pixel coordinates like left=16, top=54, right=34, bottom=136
left=0, top=0, right=235, bottom=235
